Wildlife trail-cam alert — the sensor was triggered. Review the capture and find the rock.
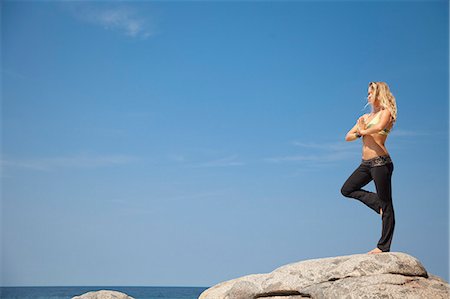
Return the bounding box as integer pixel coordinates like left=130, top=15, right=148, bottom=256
left=72, top=290, right=134, bottom=299
left=199, top=252, right=450, bottom=299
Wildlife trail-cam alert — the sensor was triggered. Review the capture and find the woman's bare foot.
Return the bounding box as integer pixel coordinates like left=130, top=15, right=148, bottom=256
left=368, top=247, right=383, bottom=254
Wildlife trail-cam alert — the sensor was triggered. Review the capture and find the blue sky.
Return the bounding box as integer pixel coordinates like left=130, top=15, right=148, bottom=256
left=1, top=0, right=448, bottom=287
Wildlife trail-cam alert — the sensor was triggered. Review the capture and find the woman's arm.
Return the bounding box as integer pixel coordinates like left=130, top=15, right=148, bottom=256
left=345, top=123, right=360, bottom=141
left=345, top=115, right=366, bottom=141
left=359, top=110, right=391, bottom=136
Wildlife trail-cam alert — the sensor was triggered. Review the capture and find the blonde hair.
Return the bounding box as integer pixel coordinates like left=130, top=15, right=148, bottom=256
left=369, top=81, right=398, bottom=125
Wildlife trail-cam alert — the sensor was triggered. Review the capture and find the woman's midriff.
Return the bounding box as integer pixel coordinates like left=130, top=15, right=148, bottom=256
left=362, top=135, right=389, bottom=160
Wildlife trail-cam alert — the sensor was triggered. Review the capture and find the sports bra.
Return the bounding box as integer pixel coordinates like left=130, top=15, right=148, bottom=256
left=365, top=112, right=391, bottom=136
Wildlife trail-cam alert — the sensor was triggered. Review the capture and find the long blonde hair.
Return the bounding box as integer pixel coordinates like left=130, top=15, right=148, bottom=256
left=369, top=81, right=398, bottom=125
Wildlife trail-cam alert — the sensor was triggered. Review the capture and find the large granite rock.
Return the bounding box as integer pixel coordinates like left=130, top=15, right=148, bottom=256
left=199, top=252, right=449, bottom=299
left=72, top=290, right=134, bottom=299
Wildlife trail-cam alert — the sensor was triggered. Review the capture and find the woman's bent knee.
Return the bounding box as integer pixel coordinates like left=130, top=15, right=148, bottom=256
left=341, top=185, right=352, bottom=197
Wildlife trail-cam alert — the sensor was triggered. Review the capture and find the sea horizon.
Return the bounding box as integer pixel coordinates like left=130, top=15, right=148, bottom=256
left=0, top=286, right=209, bottom=299
left=1, top=285, right=210, bottom=288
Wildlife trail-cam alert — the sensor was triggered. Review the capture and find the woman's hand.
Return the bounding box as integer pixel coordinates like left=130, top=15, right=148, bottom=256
left=357, top=116, right=366, bottom=135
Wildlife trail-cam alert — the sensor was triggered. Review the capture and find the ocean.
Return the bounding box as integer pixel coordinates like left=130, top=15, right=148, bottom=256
left=0, top=286, right=209, bottom=299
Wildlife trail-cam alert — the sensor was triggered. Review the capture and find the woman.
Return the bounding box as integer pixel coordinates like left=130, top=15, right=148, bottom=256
left=341, top=81, right=398, bottom=254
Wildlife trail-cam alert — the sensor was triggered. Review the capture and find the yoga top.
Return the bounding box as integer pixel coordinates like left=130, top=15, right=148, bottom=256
left=365, top=112, right=391, bottom=136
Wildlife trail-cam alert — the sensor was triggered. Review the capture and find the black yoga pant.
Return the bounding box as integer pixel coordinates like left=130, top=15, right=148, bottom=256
left=341, top=160, right=395, bottom=252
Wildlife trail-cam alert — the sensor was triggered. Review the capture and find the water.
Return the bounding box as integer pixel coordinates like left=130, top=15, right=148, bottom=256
left=0, top=286, right=209, bottom=299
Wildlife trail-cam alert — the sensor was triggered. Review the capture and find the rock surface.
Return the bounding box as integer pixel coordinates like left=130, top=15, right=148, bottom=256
left=199, top=252, right=449, bottom=299
left=72, top=290, right=134, bottom=299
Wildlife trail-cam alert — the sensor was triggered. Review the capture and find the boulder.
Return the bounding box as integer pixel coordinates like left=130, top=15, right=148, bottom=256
left=72, top=290, right=134, bottom=299
left=199, top=252, right=449, bottom=299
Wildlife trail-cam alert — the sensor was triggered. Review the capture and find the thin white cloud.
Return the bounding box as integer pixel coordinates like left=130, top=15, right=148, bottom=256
left=167, top=148, right=245, bottom=168
left=107, top=191, right=225, bottom=205
left=2, top=153, right=138, bottom=171
left=167, top=154, right=187, bottom=163
left=265, top=151, right=358, bottom=163
left=292, top=140, right=360, bottom=151
left=265, top=140, right=360, bottom=164
left=188, top=154, right=245, bottom=168
left=389, top=129, right=434, bottom=137
left=106, top=191, right=226, bottom=216
left=63, top=3, right=155, bottom=39
left=161, top=191, right=225, bottom=202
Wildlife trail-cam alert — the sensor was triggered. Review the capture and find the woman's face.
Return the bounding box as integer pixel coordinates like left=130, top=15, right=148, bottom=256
left=367, top=85, right=378, bottom=107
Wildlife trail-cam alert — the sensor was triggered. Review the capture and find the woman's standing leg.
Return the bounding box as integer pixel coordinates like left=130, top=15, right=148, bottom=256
left=341, top=163, right=382, bottom=214
left=371, top=163, right=395, bottom=252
